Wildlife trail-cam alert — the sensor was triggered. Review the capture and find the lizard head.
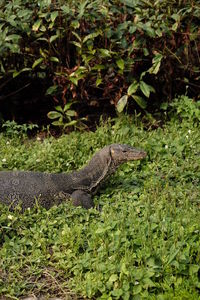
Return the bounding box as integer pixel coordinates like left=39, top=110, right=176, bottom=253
left=110, top=144, right=147, bottom=164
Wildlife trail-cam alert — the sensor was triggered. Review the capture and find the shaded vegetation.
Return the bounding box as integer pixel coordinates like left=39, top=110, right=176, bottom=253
left=0, top=97, right=199, bottom=299
left=0, top=0, right=199, bottom=124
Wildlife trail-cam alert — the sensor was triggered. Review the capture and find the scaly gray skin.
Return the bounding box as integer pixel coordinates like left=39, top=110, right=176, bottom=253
left=0, top=144, right=146, bottom=211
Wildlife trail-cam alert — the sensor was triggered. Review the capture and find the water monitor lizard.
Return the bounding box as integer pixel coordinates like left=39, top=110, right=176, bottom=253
left=0, top=144, right=146, bottom=210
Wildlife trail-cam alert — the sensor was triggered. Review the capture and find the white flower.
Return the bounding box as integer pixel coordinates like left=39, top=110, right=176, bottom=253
left=6, top=141, right=10, bottom=145
left=188, top=130, right=191, bottom=134
left=2, top=158, right=6, bottom=162
left=186, top=135, right=189, bottom=139
left=8, top=215, right=13, bottom=220
left=165, top=145, right=168, bottom=149
left=36, top=137, right=41, bottom=141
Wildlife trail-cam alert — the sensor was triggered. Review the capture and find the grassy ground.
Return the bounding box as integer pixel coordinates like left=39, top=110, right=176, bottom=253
left=0, top=98, right=200, bottom=299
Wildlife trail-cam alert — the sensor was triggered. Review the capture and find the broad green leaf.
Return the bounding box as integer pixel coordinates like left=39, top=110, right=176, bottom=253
left=153, top=53, right=163, bottom=63
left=50, top=35, right=58, bottom=43
left=167, top=247, right=181, bottom=265
left=71, top=41, right=82, bottom=48
left=72, top=31, right=81, bottom=41
left=120, top=262, right=129, bottom=276
left=50, top=56, right=59, bottom=62
left=132, top=284, right=142, bottom=295
left=140, top=71, right=146, bottom=80
left=40, top=12, right=48, bottom=18
left=140, top=81, right=148, bottom=97
left=21, top=67, right=32, bottom=72
left=108, top=274, right=118, bottom=283
left=145, top=26, right=155, bottom=37
left=76, top=66, right=87, bottom=72
left=116, top=58, right=124, bottom=70
left=13, top=67, right=31, bottom=78
left=143, top=278, right=155, bottom=287
left=13, top=70, right=21, bottom=78
left=160, top=102, right=168, bottom=110
left=61, top=4, right=70, bottom=14
left=171, top=13, right=180, bottom=21
left=64, top=103, right=74, bottom=111
left=39, top=48, right=47, bottom=58
left=37, top=37, right=48, bottom=42
left=99, top=48, right=111, bottom=57
left=17, top=9, right=32, bottom=18
left=55, top=106, right=63, bottom=113
left=64, top=120, right=77, bottom=128
left=189, top=264, right=199, bottom=275
left=5, top=34, right=20, bottom=41
left=155, top=28, right=162, bottom=37
left=7, top=16, right=16, bottom=27
left=71, top=20, right=80, bottom=29
left=143, top=48, right=149, bottom=56
left=172, top=22, right=179, bottom=31
left=65, top=110, right=77, bottom=117
left=7, top=44, right=20, bottom=53
left=32, top=58, right=44, bottom=69
left=83, top=31, right=101, bottom=43
left=52, top=120, right=63, bottom=126
left=40, top=25, right=46, bottom=32
left=95, top=227, right=106, bottom=234
left=131, top=95, right=147, bottom=109
left=78, top=0, right=88, bottom=18
left=148, top=53, right=163, bottom=74
left=96, top=77, right=102, bottom=87
left=149, top=62, right=160, bottom=74
left=0, top=62, right=5, bottom=73
left=140, top=81, right=155, bottom=98
left=50, top=11, right=58, bottom=22
left=124, top=0, right=139, bottom=8
left=129, top=25, right=137, bottom=33
left=92, top=64, right=105, bottom=70
left=127, top=81, right=139, bottom=96
left=47, top=111, right=62, bottom=120
left=46, top=85, right=58, bottom=95
left=32, top=20, right=42, bottom=31
left=111, top=289, right=123, bottom=297
left=69, top=77, right=78, bottom=85
left=116, top=95, right=128, bottom=113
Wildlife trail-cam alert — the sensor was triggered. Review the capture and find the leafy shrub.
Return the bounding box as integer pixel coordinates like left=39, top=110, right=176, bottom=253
left=1, top=120, right=38, bottom=137
left=0, top=0, right=199, bottom=122
left=170, top=95, right=200, bottom=123
left=47, top=102, right=87, bottom=131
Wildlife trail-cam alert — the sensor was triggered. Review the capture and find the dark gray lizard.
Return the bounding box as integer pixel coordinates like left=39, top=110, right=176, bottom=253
left=0, top=144, right=146, bottom=210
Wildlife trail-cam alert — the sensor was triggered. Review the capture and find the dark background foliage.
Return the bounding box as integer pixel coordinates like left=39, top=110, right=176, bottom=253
left=0, top=0, right=199, bottom=125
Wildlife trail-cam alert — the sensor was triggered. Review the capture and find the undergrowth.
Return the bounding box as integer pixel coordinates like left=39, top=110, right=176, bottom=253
left=0, top=98, right=200, bottom=299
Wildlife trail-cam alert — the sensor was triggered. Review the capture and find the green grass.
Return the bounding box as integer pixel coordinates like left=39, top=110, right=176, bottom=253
left=0, top=101, right=200, bottom=299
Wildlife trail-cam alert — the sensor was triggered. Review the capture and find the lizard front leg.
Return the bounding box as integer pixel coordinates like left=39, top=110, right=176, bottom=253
left=71, top=190, right=94, bottom=209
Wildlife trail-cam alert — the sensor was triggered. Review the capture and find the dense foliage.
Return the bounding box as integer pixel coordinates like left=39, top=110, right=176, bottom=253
left=0, top=0, right=199, bottom=123
left=0, top=97, right=199, bottom=299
